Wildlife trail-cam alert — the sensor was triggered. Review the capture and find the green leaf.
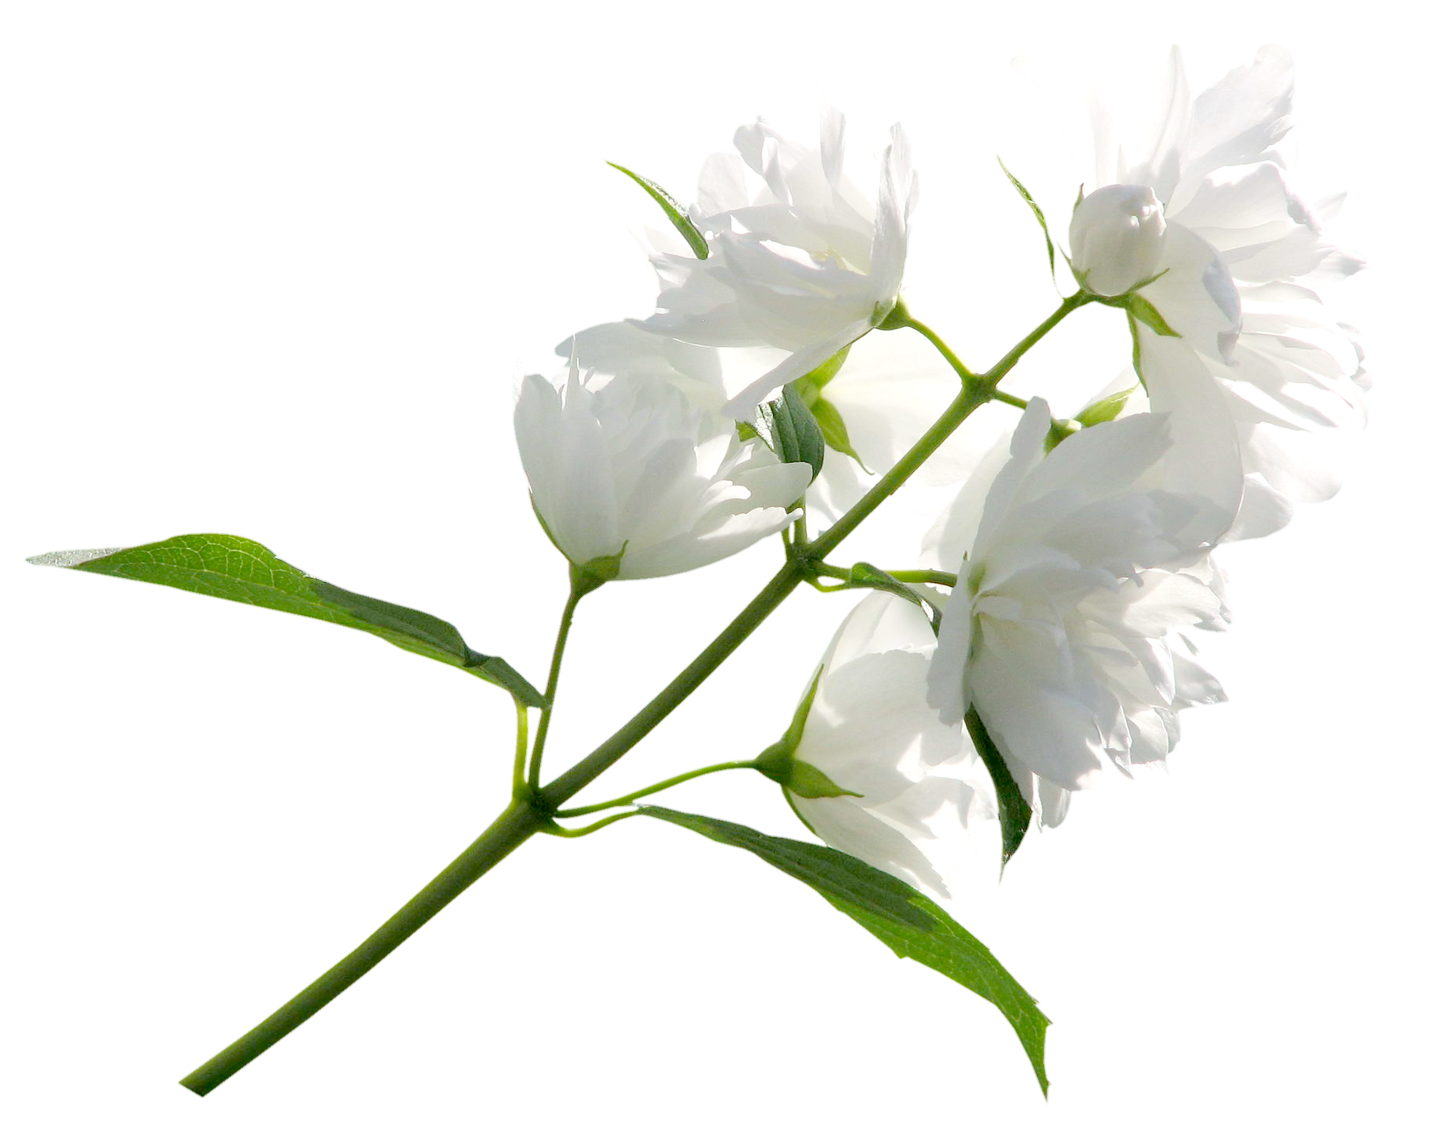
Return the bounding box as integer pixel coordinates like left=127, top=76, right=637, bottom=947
left=965, top=707, right=1032, bottom=868
left=1124, top=293, right=1180, bottom=338
left=29, top=534, right=547, bottom=706
left=608, top=162, right=709, bottom=260
left=999, top=158, right=1056, bottom=278
left=809, top=396, right=867, bottom=469
left=640, top=805, right=1050, bottom=1095
left=756, top=384, right=825, bottom=485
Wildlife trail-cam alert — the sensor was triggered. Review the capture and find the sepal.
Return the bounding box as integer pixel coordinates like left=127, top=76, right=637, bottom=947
left=754, top=383, right=826, bottom=485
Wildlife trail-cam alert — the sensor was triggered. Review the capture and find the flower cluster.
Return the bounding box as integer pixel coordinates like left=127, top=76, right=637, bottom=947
left=514, top=48, right=1363, bottom=890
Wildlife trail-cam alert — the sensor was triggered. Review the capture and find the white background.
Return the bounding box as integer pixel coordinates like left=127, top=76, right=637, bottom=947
left=2, top=3, right=1443, bottom=1123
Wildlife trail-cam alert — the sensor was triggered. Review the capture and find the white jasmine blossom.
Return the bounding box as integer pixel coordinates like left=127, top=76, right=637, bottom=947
left=636, top=110, right=916, bottom=420
left=513, top=361, right=811, bottom=580
left=786, top=593, right=991, bottom=895
left=562, top=320, right=1001, bottom=522
left=925, top=400, right=1231, bottom=826
left=1082, top=46, right=1365, bottom=535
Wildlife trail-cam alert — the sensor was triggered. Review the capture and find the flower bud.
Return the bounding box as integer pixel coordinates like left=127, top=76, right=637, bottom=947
left=1068, top=184, right=1168, bottom=297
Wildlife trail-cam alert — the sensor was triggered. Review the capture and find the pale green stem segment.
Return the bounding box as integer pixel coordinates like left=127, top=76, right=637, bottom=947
left=527, top=581, right=586, bottom=789
left=554, top=760, right=760, bottom=818
left=511, top=700, right=530, bottom=798
left=540, top=810, right=644, bottom=838
left=881, top=568, right=957, bottom=586
left=810, top=562, right=958, bottom=588
left=179, top=296, right=1083, bottom=1096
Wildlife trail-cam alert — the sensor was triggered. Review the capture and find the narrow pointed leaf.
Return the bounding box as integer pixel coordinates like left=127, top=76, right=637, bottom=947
left=966, top=707, right=1032, bottom=867
left=998, top=158, right=1055, bottom=277
left=29, top=534, right=546, bottom=706
left=809, top=396, right=867, bottom=468
left=1125, top=293, right=1180, bottom=337
left=640, top=805, right=1050, bottom=1095
left=608, top=162, right=709, bottom=260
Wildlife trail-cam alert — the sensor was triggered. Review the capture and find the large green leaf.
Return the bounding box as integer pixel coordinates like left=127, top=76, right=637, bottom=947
left=966, top=707, right=1032, bottom=868
left=640, top=805, right=1050, bottom=1095
left=28, top=533, right=546, bottom=706
left=608, top=162, right=709, bottom=260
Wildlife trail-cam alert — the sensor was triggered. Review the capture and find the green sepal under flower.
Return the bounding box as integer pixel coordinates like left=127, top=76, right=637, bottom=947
left=751, top=667, right=861, bottom=799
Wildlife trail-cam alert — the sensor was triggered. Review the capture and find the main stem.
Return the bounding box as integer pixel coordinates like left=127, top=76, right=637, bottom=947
left=179, top=799, right=546, bottom=1096
left=181, top=295, right=1083, bottom=1096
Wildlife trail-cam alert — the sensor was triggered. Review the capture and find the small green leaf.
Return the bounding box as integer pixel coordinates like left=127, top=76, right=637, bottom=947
left=999, top=158, right=1056, bottom=277
left=756, top=384, right=825, bottom=484
left=29, top=534, right=546, bottom=706
left=640, top=805, right=1050, bottom=1095
left=608, top=162, right=709, bottom=260
left=1074, top=388, right=1136, bottom=429
left=1125, top=293, right=1180, bottom=338
left=966, top=707, right=1032, bottom=868
left=809, top=397, right=867, bottom=469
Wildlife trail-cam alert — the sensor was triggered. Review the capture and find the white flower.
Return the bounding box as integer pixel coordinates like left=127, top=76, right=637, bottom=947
left=925, top=400, right=1231, bottom=826
left=1068, top=184, right=1170, bottom=297
left=786, top=593, right=990, bottom=896
left=1015, top=46, right=1363, bottom=548
left=562, top=320, right=1002, bottom=523
left=636, top=110, right=916, bottom=420
left=513, top=361, right=811, bottom=580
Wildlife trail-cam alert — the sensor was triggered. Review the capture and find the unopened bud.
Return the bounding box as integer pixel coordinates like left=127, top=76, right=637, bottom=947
left=1068, top=184, right=1168, bottom=297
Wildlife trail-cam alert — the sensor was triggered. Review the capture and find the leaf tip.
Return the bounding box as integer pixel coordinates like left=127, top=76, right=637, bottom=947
left=27, top=546, right=125, bottom=568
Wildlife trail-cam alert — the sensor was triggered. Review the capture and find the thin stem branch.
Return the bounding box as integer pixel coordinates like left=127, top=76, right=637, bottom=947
left=539, top=558, right=806, bottom=809
left=804, top=296, right=1085, bottom=564
left=511, top=700, right=530, bottom=798
left=541, top=810, right=643, bottom=838
left=885, top=568, right=958, bottom=586
left=528, top=583, right=584, bottom=789
left=555, top=760, right=759, bottom=818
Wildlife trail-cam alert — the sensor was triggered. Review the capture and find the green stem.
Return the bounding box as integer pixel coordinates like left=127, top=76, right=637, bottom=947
left=884, top=568, right=957, bottom=586
left=179, top=296, right=1084, bottom=1096
left=541, top=810, right=644, bottom=838
left=511, top=700, right=530, bottom=798
left=539, top=558, right=806, bottom=809
left=555, top=760, right=759, bottom=818
left=179, top=799, right=546, bottom=1097
left=804, top=301, right=1074, bottom=562
left=809, top=562, right=957, bottom=587
left=528, top=583, right=584, bottom=789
